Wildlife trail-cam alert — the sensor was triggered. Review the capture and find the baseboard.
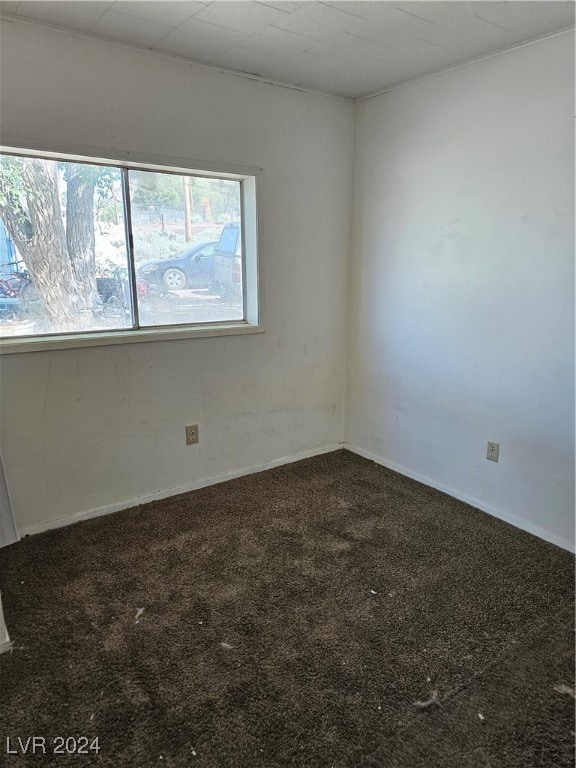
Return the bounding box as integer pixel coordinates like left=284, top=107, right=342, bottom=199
left=345, top=443, right=575, bottom=554
left=18, top=443, right=345, bottom=538
left=18, top=441, right=574, bottom=554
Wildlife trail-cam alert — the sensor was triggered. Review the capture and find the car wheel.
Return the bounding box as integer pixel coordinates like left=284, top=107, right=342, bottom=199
left=163, top=268, right=186, bottom=290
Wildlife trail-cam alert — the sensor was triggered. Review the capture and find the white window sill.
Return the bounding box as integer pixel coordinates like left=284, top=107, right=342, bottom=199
left=0, top=322, right=264, bottom=354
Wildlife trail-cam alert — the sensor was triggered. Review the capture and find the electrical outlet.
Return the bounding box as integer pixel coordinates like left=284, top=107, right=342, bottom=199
left=486, top=441, right=499, bottom=462
left=185, top=424, right=199, bottom=445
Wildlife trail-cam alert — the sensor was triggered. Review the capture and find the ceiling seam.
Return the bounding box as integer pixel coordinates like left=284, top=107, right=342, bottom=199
left=354, top=25, right=575, bottom=103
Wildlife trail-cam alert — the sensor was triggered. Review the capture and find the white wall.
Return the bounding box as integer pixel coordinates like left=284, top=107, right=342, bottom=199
left=347, top=32, right=575, bottom=551
left=0, top=22, right=354, bottom=534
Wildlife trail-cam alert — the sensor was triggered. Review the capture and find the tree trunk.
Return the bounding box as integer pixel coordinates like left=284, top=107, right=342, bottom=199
left=0, top=158, right=96, bottom=330
left=66, top=167, right=99, bottom=312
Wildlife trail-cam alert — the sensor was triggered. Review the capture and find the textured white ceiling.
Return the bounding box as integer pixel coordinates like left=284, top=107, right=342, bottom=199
left=1, top=1, right=574, bottom=98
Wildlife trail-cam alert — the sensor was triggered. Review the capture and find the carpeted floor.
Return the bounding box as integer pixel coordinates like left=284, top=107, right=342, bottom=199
left=0, top=449, right=573, bottom=767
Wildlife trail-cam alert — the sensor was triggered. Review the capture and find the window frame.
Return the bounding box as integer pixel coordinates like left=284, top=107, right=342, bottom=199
left=0, top=144, right=263, bottom=354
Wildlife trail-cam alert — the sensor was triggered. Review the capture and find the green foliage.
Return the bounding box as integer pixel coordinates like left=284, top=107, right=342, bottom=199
left=0, top=156, right=36, bottom=239
left=130, top=171, right=184, bottom=218
left=98, top=199, right=119, bottom=226
left=130, top=171, right=240, bottom=223
left=189, top=176, right=241, bottom=222
left=61, top=161, right=118, bottom=195
left=0, top=156, right=37, bottom=213
left=132, top=231, right=186, bottom=263
left=0, top=156, right=27, bottom=208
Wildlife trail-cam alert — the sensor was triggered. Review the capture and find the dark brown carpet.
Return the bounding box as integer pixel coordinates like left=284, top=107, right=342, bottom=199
left=0, top=450, right=574, bottom=767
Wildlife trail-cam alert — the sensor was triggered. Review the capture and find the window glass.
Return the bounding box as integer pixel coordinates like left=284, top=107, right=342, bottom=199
left=129, top=170, right=243, bottom=328
left=0, top=154, right=131, bottom=337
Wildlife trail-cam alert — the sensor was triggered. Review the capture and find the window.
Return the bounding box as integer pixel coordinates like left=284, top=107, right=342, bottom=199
left=0, top=149, right=260, bottom=350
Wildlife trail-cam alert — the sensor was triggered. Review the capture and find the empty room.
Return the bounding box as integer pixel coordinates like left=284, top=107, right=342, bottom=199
left=0, top=1, right=574, bottom=766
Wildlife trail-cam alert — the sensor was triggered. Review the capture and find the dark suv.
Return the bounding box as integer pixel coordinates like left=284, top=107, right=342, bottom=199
left=212, top=224, right=242, bottom=301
